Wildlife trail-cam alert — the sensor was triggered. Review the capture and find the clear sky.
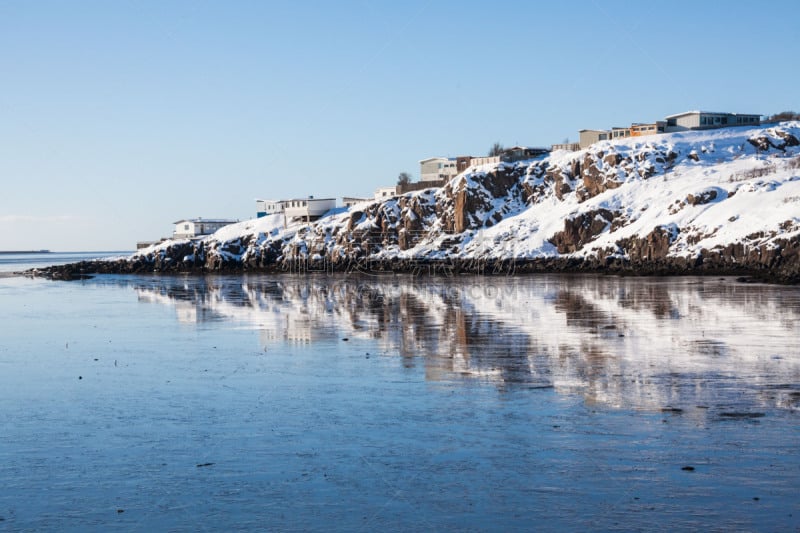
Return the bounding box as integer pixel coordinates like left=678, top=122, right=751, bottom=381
left=1, top=0, right=798, bottom=251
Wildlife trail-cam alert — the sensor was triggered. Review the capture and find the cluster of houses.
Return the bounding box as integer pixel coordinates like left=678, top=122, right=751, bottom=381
left=140, top=109, right=763, bottom=248
left=564, top=110, right=762, bottom=150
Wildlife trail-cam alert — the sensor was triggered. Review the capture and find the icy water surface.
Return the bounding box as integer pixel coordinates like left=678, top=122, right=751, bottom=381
left=0, top=274, right=798, bottom=531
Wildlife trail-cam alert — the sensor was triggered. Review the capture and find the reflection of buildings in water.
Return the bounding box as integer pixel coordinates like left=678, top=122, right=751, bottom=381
left=129, top=275, right=800, bottom=413
left=259, top=315, right=313, bottom=345
left=136, top=290, right=212, bottom=324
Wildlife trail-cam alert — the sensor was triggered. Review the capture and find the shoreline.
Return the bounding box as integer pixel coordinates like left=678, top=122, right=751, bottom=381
left=27, top=255, right=800, bottom=285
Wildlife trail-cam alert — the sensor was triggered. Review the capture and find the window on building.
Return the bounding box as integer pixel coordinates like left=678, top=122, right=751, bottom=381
left=184, top=224, right=189, bottom=231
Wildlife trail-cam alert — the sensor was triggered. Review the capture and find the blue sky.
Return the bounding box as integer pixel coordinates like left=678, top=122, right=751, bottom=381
left=1, top=0, right=798, bottom=251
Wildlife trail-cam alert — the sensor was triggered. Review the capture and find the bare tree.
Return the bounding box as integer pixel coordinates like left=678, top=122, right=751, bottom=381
left=488, top=142, right=504, bottom=156
left=397, top=172, right=412, bottom=186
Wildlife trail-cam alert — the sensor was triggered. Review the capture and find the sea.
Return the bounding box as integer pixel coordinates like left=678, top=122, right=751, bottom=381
left=0, top=261, right=798, bottom=530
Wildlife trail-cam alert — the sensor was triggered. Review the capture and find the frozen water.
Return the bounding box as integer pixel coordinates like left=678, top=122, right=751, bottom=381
left=0, top=274, right=798, bottom=530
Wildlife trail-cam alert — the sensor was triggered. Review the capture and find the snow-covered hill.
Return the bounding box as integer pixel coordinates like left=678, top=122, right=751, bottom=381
left=42, top=122, right=800, bottom=282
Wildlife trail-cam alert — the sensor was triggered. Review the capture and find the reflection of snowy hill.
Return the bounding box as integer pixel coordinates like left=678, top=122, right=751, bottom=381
left=124, top=275, right=800, bottom=414
left=108, top=122, right=800, bottom=281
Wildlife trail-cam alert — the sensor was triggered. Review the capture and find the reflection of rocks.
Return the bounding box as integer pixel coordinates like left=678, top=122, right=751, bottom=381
left=120, top=274, right=800, bottom=414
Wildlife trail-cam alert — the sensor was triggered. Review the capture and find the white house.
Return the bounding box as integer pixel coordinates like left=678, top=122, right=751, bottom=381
left=419, top=157, right=458, bottom=182
left=256, top=199, right=284, bottom=218
left=342, top=196, right=371, bottom=208
left=282, top=197, right=337, bottom=222
left=374, top=186, right=397, bottom=201
left=173, top=218, right=238, bottom=239
left=664, top=111, right=761, bottom=132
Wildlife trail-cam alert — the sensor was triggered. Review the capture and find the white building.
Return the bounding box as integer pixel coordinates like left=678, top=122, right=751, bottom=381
left=664, top=111, right=761, bottom=132
left=374, top=186, right=397, bottom=201
left=173, top=218, right=238, bottom=239
left=468, top=155, right=501, bottom=167
left=256, top=199, right=283, bottom=218
left=342, top=196, right=371, bottom=208
left=419, top=157, right=458, bottom=182
left=282, top=197, right=337, bottom=222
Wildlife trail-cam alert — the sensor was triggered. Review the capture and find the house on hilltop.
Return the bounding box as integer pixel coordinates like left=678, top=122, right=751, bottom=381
left=610, top=127, right=631, bottom=140
left=500, top=146, right=550, bottom=163
left=173, top=218, right=238, bottom=239
left=256, top=197, right=337, bottom=223
left=256, top=199, right=283, bottom=218
left=419, top=157, right=459, bottom=182
left=579, top=129, right=610, bottom=148
left=630, top=122, right=666, bottom=137
left=282, top=197, right=337, bottom=223
left=664, top=111, right=761, bottom=132
left=342, top=196, right=370, bottom=208
left=374, top=186, right=397, bottom=201
left=469, top=146, right=550, bottom=167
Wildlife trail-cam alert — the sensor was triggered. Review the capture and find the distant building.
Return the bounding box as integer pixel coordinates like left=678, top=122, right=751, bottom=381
left=456, top=156, right=472, bottom=173
left=282, top=197, right=337, bottom=223
left=173, top=218, right=238, bottom=239
left=551, top=142, right=581, bottom=152
left=256, top=199, right=283, bottom=218
left=630, top=121, right=666, bottom=137
left=500, top=146, right=550, bottom=163
left=374, top=186, right=397, bottom=201
left=469, top=155, right=501, bottom=167
left=419, top=157, right=458, bottom=182
left=664, top=111, right=761, bottom=132
left=610, top=127, right=631, bottom=140
left=579, top=129, right=610, bottom=148
left=397, top=179, right=446, bottom=194
left=342, top=196, right=370, bottom=208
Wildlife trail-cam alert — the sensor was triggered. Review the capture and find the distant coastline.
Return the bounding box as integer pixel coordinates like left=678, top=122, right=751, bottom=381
left=0, top=250, right=50, bottom=254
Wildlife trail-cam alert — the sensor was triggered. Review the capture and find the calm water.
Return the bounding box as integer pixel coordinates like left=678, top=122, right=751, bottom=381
left=0, top=273, right=798, bottom=531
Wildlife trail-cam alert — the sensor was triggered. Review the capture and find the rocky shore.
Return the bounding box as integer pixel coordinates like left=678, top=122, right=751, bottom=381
left=28, top=123, right=800, bottom=285
left=30, top=235, right=800, bottom=285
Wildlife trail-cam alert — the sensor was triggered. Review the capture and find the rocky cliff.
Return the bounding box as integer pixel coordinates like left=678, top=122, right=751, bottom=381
left=37, top=122, right=800, bottom=283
